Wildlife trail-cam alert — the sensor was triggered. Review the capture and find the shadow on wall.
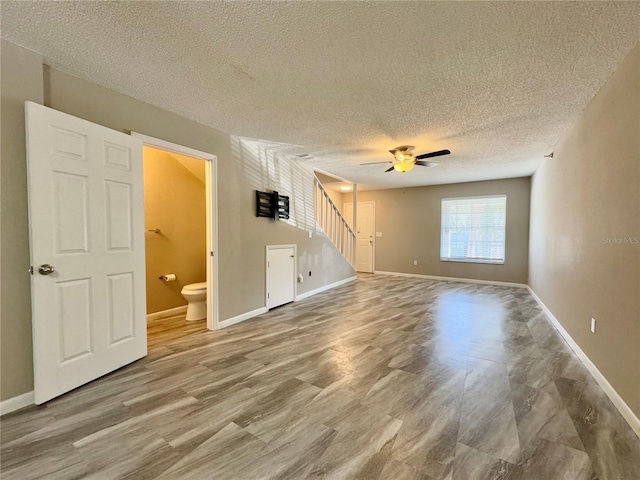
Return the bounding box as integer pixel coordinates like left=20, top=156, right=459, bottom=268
left=230, top=136, right=317, bottom=232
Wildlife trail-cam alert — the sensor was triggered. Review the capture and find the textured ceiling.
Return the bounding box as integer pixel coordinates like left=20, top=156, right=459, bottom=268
left=2, top=1, right=638, bottom=190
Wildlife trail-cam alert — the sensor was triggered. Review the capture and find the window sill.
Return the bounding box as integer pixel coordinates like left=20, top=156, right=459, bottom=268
left=440, top=258, right=505, bottom=265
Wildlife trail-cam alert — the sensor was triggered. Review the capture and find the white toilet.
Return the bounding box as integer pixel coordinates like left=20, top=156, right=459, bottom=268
left=181, top=282, right=207, bottom=321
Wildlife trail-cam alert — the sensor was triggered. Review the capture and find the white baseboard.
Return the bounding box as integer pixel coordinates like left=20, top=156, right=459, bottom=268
left=295, top=276, right=357, bottom=301
left=147, top=305, right=187, bottom=322
left=219, top=307, right=268, bottom=329
left=527, top=286, right=640, bottom=439
left=373, top=270, right=527, bottom=289
left=1, top=391, right=34, bottom=416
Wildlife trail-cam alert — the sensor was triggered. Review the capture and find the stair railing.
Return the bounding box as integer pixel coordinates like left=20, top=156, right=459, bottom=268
left=313, top=178, right=356, bottom=268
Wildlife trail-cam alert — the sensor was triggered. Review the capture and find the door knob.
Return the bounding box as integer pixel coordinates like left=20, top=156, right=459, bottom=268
left=38, top=264, right=55, bottom=275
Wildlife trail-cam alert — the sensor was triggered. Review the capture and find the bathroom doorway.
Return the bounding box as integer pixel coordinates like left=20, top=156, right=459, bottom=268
left=133, top=133, right=219, bottom=342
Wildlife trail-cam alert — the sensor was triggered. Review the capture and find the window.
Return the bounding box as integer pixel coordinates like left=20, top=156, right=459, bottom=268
left=440, top=195, right=506, bottom=264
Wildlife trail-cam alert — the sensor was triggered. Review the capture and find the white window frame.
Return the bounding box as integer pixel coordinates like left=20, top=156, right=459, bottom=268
left=440, top=194, right=507, bottom=265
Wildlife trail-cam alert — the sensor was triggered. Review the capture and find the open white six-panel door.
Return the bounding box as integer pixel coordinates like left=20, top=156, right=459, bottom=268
left=25, top=102, right=147, bottom=404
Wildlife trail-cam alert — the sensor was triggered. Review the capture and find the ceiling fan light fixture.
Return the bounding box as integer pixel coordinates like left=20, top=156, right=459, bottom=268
left=361, top=145, right=449, bottom=173
left=393, top=161, right=415, bottom=173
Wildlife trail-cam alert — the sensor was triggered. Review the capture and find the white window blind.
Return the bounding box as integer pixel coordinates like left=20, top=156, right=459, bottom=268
left=440, top=195, right=506, bottom=264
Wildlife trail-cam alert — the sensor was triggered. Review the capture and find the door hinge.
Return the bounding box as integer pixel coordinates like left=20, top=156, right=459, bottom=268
left=267, top=261, right=270, bottom=268
left=267, top=293, right=270, bottom=299
left=29, top=266, right=34, bottom=275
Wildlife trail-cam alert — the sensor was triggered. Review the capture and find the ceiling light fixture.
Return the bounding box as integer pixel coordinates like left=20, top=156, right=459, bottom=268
left=392, top=146, right=416, bottom=172
left=340, top=185, right=353, bottom=191
left=359, top=145, right=450, bottom=173
left=393, top=160, right=415, bottom=173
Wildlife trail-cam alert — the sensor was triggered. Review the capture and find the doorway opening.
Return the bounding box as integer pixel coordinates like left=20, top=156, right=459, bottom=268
left=133, top=133, right=219, bottom=345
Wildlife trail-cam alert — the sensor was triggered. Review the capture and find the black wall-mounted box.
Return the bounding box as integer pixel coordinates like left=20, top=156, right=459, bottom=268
left=256, top=190, right=290, bottom=221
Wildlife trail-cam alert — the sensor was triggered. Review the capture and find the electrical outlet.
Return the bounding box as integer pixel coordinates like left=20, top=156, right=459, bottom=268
left=308, top=231, right=313, bottom=238
left=413, top=260, right=418, bottom=266
left=590, top=318, right=596, bottom=334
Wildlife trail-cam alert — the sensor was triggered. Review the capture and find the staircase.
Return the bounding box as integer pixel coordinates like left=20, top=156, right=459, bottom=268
left=313, top=178, right=356, bottom=268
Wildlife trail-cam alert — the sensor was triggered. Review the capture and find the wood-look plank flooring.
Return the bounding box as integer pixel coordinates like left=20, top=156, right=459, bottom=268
left=2, top=274, right=639, bottom=479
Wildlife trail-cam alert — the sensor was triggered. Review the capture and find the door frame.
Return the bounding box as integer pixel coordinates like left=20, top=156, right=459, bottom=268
left=344, top=201, right=375, bottom=273
left=132, top=133, right=220, bottom=330
left=265, top=244, right=297, bottom=309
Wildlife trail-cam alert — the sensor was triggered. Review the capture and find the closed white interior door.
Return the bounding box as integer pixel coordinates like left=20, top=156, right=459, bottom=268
left=266, top=245, right=296, bottom=309
left=25, top=102, right=147, bottom=404
left=345, top=202, right=375, bottom=273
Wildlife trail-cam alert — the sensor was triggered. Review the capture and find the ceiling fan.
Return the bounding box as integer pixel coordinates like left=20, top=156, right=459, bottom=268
left=361, top=146, right=451, bottom=172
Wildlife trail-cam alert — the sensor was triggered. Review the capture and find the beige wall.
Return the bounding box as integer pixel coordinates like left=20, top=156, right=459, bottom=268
left=0, top=42, right=43, bottom=400
left=143, top=147, right=206, bottom=314
left=43, top=67, right=354, bottom=318
left=529, top=45, right=640, bottom=416
left=0, top=41, right=354, bottom=401
left=346, top=177, right=530, bottom=284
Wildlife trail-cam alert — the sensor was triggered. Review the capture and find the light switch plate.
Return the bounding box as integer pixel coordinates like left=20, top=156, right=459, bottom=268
left=376, top=232, right=382, bottom=237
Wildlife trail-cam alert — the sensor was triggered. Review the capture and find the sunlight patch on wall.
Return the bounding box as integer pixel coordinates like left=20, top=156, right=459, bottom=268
left=231, top=136, right=317, bottom=231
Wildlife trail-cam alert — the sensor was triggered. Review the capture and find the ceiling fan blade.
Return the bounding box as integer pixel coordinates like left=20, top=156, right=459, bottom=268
left=415, top=149, right=451, bottom=160
left=385, top=166, right=395, bottom=172
left=360, top=161, right=393, bottom=165
left=415, top=161, right=438, bottom=167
